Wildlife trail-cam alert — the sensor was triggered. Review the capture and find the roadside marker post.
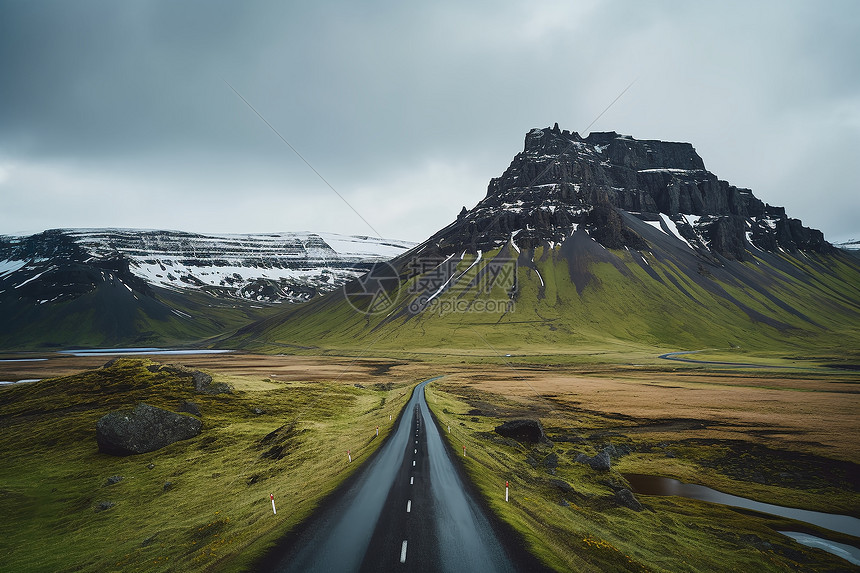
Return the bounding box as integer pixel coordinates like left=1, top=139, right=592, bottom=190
left=463, top=445, right=466, bottom=457
left=270, top=493, right=277, bottom=515
left=376, top=426, right=379, bottom=437
left=348, top=450, right=352, bottom=463
left=505, top=481, right=509, bottom=502
left=447, top=425, right=450, bottom=433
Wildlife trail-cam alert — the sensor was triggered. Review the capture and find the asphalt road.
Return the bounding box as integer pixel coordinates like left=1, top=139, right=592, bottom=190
left=261, top=378, right=544, bottom=572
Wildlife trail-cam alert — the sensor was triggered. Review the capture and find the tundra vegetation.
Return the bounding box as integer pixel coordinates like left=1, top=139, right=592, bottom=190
left=0, top=354, right=857, bottom=572
left=426, top=364, right=859, bottom=572
left=0, top=357, right=416, bottom=572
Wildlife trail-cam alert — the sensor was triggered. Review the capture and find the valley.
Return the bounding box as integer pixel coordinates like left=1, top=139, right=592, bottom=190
left=2, top=127, right=859, bottom=571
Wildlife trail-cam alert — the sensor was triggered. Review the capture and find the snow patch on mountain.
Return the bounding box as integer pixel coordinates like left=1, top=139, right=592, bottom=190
left=0, top=259, right=27, bottom=278
left=659, top=214, right=694, bottom=250
left=0, top=229, right=416, bottom=305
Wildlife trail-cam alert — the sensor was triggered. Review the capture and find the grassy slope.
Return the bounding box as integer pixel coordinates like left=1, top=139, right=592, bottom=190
left=0, top=285, right=282, bottom=351
left=425, top=380, right=858, bottom=573
left=230, top=243, right=860, bottom=365
left=0, top=359, right=415, bottom=572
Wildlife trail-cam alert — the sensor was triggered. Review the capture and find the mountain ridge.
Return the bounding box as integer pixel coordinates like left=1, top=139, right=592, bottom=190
left=436, top=125, right=829, bottom=260
left=0, top=229, right=414, bottom=349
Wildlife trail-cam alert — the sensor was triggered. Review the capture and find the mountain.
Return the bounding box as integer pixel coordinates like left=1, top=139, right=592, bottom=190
left=0, top=229, right=414, bottom=350
left=437, top=124, right=829, bottom=259
left=227, top=126, right=860, bottom=359
left=836, top=239, right=860, bottom=260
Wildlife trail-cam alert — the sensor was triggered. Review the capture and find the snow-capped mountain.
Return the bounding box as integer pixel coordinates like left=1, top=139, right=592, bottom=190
left=0, top=229, right=414, bottom=349
left=0, top=229, right=415, bottom=304
left=836, top=239, right=860, bottom=259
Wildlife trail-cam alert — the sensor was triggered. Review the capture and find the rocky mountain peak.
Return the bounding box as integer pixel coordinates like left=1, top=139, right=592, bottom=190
left=522, top=126, right=706, bottom=172
left=434, top=125, right=829, bottom=260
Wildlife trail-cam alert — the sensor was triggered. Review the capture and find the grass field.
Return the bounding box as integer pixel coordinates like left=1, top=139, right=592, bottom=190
left=0, top=356, right=427, bottom=572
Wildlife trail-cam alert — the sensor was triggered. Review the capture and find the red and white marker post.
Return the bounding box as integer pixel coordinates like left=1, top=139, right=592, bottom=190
left=463, top=445, right=466, bottom=457
left=348, top=450, right=352, bottom=463
left=270, top=493, right=277, bottom=515
left=505, top=481, right=509, bottom=502
left=376, top=426, right=379, bottom=437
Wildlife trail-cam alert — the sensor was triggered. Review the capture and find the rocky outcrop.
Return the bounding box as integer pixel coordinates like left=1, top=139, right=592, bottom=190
left=614, top=488, right=643, bottom=511
left=575, top=448, right=612, bottom=472
left=494, top=419, right=546, bottom=443
left=151, top=364, right=230, bottom=394
left=548, top=478, right=576, bottom=494
left=429, top=125, right=831, bottom=259
left=96, top=403, right=202, bottom=455
left=179, top=400, right=201, bottom=417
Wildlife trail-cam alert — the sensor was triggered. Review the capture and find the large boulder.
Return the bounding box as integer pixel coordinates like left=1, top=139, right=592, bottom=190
left=96, top=403, right=202, bottom=455
left=494, top=419, right=546, bottom=443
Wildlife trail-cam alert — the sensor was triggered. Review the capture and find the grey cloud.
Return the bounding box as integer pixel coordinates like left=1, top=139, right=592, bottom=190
left=1, top=0, right=858, bottom=242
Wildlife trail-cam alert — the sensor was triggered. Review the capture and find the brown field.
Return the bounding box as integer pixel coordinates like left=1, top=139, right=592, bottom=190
left=0, top=352, right=428, bottom=386
left=438, top=366, right=860, bottom=462
left=5, top=352, right=856, bottom=462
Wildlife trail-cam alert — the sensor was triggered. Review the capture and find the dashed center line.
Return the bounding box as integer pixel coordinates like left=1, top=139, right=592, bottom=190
left=406, top=500, right=411, bottom=513
left=400, top=540, right=408, bottom=563
left=413, top=460, right=416, bottom=467
left=410, top=476, right=414, bottom=485
left=414, top=448, right=417, bottom=454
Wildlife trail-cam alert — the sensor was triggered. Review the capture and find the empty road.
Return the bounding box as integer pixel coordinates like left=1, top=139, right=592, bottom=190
left=261, top=377, right=546, bottom=572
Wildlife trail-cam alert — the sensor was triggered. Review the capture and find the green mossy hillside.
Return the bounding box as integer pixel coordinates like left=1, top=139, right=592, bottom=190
left=0, top=358, right=414, bottom=572
left=229, top=243, right=860, bottom=365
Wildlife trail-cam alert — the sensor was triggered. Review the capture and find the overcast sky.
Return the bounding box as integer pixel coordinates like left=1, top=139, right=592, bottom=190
left=1, top=0, right=858, bottom=243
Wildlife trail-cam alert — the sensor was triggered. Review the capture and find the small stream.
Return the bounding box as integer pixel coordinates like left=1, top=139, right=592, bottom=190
left=58, top=348, right=233, bottom=357
left=625, top=474, right=860, bottom=565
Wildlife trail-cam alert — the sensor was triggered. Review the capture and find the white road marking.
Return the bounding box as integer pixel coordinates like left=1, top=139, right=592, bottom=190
left=407, top=500, right=411, bottom=512
left=413, top=460, right=416, bottom=467
left=400, top=540, right=408, bottom=563
left=410, top=476, right=414, bottom=485
left=414, top=449, right=417, bottom=454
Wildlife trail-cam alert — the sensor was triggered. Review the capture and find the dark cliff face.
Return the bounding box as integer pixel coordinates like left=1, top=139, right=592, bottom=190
left=432, top=125, right=830, bottom=260
left=0, top=231, right=155, bottom=302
